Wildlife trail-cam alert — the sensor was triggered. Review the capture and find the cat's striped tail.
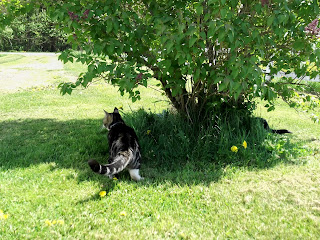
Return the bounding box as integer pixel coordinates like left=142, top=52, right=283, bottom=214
left=88, top=152, right=132, bottom=178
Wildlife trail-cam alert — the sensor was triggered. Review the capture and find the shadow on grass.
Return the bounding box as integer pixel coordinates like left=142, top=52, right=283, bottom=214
left=77, top=180, right=118, bottom=204
left=0, top=110, right=305, bottom=189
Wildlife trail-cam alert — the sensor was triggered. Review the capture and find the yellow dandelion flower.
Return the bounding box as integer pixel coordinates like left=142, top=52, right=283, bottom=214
left=45, top=220, right=52, bottom=226
left=52, top=220, right=57, bottom=225
left=0, top=214, right=8, bottom=220
left=146, top=130, right=151, bottom=135
left=57, top=220, right=65, bottom=225
left=179, top=232, right=187, bottom=238
left=120, top=211, right=127, bottom=216
left=0, top=210, right=8, bottom=220
left=99, top=191, right=107, bottom=197
left=113, top=177, right=118, bottom=181
left=242, top=140, right=247, bottom=149
left=118, top=105, right=123, bottom=110
left=231, top=146, right=238, bottom=153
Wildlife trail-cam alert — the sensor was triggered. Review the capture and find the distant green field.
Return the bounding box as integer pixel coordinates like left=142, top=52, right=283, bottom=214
left=0, top=53, right=319, bottom=239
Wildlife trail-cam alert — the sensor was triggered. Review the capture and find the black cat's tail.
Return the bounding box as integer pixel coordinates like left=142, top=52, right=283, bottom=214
left=88, top=151, right=132, bottom=178
left=258, top=118, right=292, bottom=134
left=271, top=129, right=292, bottom=134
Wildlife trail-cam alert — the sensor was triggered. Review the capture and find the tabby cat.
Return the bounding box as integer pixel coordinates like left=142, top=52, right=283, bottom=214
left=88, top=108, right=143, bottom=181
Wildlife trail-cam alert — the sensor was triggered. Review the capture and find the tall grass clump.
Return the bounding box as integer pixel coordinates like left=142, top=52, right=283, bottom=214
left=113, top=109, right=307, bottom=183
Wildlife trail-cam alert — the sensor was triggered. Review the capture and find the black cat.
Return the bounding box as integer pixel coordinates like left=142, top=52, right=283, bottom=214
left=258, top=117, right=292, bottom=134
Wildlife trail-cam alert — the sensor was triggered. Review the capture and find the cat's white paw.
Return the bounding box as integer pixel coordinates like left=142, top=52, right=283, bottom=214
left=129, top=169, right=143, bottom=181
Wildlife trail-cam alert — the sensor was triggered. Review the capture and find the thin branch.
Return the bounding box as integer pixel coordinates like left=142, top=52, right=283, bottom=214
left=137, top=82, right=163, bottom=94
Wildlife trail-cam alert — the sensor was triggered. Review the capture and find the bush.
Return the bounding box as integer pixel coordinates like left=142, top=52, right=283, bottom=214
left=1, top=1, right=319, bottom=122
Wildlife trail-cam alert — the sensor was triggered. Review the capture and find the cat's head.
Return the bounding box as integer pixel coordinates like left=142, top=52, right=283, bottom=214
left=102, top=107, right=124, bottom=130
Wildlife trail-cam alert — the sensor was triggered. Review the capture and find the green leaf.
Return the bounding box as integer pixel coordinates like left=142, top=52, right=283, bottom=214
left=267, top=105, right=275, bottom=112
left=293, top=40, right=304, bottom=51
left=200, top=31, right=206, bottom=40
left=185, top=26, right=196, bottom=36
left=220, top=8, right=227, bottom=19
left=208, top=0, right=219, bottom=5
left=107, top=44, right=114, bottom=55
left=278, top=14, right=288, bottom=25
left=207, top=22, right=216, bottom=38
left=58, top=51, right=69, bottom=64
left=234, top=87, right=242, bottom=100
left=252, top=29, right=259, bottom=39
left=189, top=37, right=197, bottom=47
left=178, top=23, right=186, bottom=33
left=161, top=60, right=172, bottom=70
left=214, top=77, right=222, bottom=84
left=178, top=55, right=185, bottom=65
left=218, top=31, right=226, bottom=42
left=228, top=32, right=234, bottom=43
left=106, top=22, right=113, bottom=33
left=218, top=78, right=230, bottom=92
left=267, top=16, right=274, bottom=27
left=204, top=13, right=211, bottom=21
left=172, top=86, right=182, bottom=97
left=166, top=41, right=174, bottom=53
left=194, top=68, right=201, bottom=82
left=195, top=3, right=203, bottom=15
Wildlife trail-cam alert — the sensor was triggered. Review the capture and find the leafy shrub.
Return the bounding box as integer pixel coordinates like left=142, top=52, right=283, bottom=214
left=1, top=1, right=319, bottom=122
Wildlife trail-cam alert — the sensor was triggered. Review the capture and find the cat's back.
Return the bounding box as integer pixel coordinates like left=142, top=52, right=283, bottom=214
left=108, top=123, right=139, bottom=147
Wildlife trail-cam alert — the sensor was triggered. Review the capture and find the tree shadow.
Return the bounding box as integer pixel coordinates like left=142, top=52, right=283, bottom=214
left=77, top=180, right=118, bottom=204
left=0, top=111, right=305, bottom=192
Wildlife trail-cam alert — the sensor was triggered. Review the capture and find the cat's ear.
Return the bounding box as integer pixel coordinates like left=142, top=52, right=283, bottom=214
left=113, top=107, right=119, bottom=114
left=103, top=109, right=108, bottom=115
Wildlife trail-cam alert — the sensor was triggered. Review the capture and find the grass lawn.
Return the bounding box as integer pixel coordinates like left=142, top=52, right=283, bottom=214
left=0, top=53, right=319, bottom=239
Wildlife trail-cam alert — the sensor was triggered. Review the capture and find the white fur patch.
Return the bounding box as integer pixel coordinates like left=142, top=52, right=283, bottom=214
left=128, top=169, right=143, bottom=181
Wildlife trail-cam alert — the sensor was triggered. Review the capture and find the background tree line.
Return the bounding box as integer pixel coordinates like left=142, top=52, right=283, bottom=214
left=0, top=9, right=69, bottom=52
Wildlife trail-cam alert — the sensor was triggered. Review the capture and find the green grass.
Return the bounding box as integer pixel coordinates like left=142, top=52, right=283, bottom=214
left=0, top=54, right=320, bottom=239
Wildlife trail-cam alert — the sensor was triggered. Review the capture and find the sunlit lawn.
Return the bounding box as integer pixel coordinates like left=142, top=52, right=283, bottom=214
left=0, top=54, right=319, bottom=239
